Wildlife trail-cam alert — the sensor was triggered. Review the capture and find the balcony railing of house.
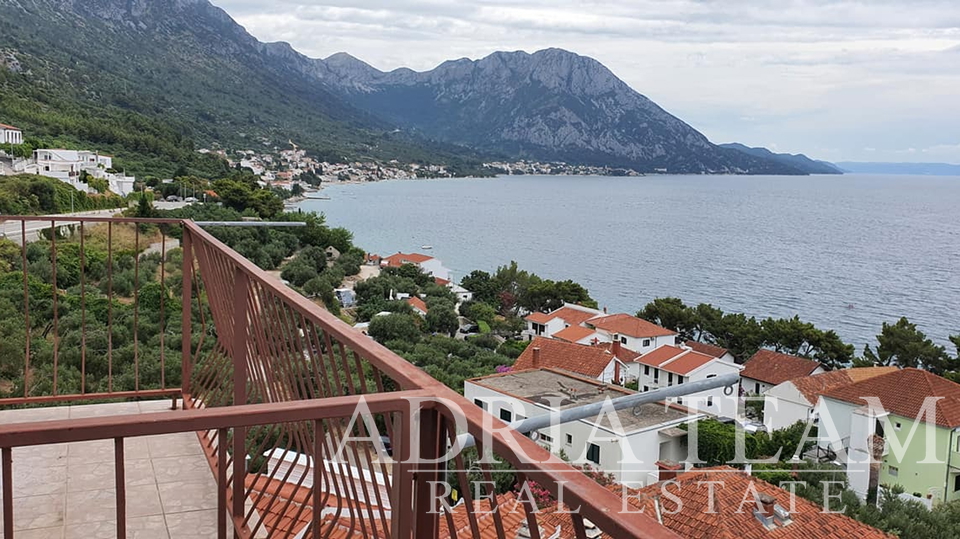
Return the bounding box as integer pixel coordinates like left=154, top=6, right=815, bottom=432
left=0, top=216, right=681, bottom=539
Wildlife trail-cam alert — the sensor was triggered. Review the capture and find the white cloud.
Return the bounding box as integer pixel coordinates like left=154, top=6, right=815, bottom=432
left=214, top=0, right=960, bottom=163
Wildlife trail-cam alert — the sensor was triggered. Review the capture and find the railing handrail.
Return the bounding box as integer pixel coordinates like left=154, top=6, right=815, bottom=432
left=0, top=390, right=434, bottom=448
left=0, top=215, right=186, bottom=224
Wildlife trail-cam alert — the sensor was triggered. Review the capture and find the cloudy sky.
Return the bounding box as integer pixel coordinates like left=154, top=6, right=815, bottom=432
left=215, top=0, right=960, bottom=163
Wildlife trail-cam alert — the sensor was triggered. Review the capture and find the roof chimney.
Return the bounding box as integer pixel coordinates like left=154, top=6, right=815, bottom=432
left=532, top=347, right=541, bottom=369
left=657, top=460, right=683, bottom=482
left=612, top=339, right=621, bottom=358
left=603, top=306, right=608, bottom=314
left=757, top=493, right=776, bottom=518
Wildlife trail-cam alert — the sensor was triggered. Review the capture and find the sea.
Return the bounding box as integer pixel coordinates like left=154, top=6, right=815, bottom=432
left=296, top=174, right=960, bottom=350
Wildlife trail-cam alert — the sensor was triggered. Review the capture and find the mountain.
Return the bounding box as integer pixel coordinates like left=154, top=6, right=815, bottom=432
left=295, top=49, right=803, bottom=175
left=719, top=143, right=843, bottom=175
left=835, top=162, right=960, bottom=176
left=0, top=0, right=484, bottom=176
left=0, top=0, right=803, bottom=176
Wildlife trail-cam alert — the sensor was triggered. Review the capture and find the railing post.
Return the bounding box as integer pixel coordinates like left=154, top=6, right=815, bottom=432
left=181, top=228, right=193, bottom=405
left=413, top=409, right=444, bottom=539
left=2, top=447, right=12, bottom=539
left=232, top=268, right=249, bottom=534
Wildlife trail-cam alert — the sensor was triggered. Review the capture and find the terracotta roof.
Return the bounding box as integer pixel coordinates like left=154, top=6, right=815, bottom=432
left=787, top=367, right=899, bottom=405
left=740, top=350, right=821, bottom=385
left=615, top=467, right=894, bottom=539
left=0, top=123, right=19, bottom=130
left=596, top=341, right=642, bottom=362
left=513, top=337, right=617, bottom=378
left=635, top=345, right=717, bottom=375
left=588, top=313, right=676, bottom=338
left=686, top=340, right=730, bottom=359
left=384, top=252, right=433, bottom=267
left=407, top=296, right=428, bottom=314
left=435, top=277, right=451, bottom=286
left=525, top=311, right=552, bottom=324
left=553, top=325, right=598, bottom=343
left=821, top=368, right=960, bottom=428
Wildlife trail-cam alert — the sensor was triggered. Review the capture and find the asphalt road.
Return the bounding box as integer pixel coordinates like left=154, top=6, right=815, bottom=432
left=0, top=208, right=125, bottom=244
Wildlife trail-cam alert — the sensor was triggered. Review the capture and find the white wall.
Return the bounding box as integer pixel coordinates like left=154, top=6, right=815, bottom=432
left=610, top=333, right=676, bottom=355
left=763, top=382, right=815, bottom=432
left=419, top=259, right=451, bottom=281
left=1, top=129, right=22, bottom=145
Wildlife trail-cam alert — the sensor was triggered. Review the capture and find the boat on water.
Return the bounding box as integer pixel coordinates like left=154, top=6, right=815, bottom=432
left=421, top=245, right=433, bottom=250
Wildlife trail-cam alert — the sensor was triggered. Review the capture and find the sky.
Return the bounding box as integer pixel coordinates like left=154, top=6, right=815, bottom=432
left=214, top=0, right=960, bottom=163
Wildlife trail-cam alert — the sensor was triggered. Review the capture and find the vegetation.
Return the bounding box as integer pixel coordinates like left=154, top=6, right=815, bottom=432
left=0, top=174, right=124, bottom=214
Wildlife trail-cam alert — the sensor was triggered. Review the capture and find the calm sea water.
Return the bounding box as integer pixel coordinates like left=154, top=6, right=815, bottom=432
left=298, top=174, right=960, bottom=350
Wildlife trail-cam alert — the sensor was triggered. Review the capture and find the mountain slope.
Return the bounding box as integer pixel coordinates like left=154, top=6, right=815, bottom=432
left=294, top=49, right=804, bottom=175
left=719, top=143, right=843, bottom=174
left=0, top=0, right=481, bottom=176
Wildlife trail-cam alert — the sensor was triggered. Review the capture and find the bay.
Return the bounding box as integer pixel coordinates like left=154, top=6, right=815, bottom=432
left=297, top=174, right=960, bottom=350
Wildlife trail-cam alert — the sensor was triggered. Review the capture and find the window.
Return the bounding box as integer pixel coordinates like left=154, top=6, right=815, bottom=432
left=539, top=433, right=554, bottom=444
left=889, top=466, right=899, bottom=477
left=678, top=376, right=684, bottom=385
left=754, top=382, right=761, bottom=394
left=677, top=397, right=683, bottom=405
left=644, top=365, right=650, bottom=376
left=955, top=475, right=960, bottom=492
left=642, top=339, right=651, bottom=347
left=894, top=421, right=902, bottom=431
left=956, top=436, right=960, bottom=453
left=500, top=409, right=513, bottom=422
left=667, top=373, right=674, bottom=386
left=643, top=386, right=649, bottom=392
left=565, top=433, right=573, bottom=446
left=707, top=396, right=714, bottom=407
left=620, top=336, right=628, bottom=345
left=586, top=443, right=601, bottom=465
left=653, top=369, right=660, bottom=383
left=706, top=374, right=717, bottom=379
left=474, top=399, right=488, bottom=411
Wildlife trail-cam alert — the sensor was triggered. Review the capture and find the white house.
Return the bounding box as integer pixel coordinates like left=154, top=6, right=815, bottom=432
left=406, top=296, right=428, bottom=317
left=20, top=149, right=136, bottom=196
left=382, top=252, right=451, bottom=282
left=762, top=367, right=898, bottom=432
left=465, top=368, right=704, bottom=486
left=523, top=303, right=605, bottom=340
left=0, top=123, right=23, bottom=145
left=585, top=313, right=677, bottom=354
left=630, top=344, right=743, bottom=419
left=739, top=349, right=824, bottom=395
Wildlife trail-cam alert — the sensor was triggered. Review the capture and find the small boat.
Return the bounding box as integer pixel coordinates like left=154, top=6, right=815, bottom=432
left=421, top=245, right=433, bottom=250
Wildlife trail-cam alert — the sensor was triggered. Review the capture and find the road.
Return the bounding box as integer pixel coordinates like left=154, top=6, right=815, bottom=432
left=0, top=208, right=126, bottom=245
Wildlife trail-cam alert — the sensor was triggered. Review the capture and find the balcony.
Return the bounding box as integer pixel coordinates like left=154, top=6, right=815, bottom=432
left=0, top=216, right=680, bottom=539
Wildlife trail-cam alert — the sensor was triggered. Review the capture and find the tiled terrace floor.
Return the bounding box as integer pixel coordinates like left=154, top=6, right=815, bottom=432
left=0, top=401, right=222, bottom=539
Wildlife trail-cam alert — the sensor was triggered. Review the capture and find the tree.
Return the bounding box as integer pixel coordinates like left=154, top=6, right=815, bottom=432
left=425, top=301, right=459, bottom=336
left=460, top=270, right=497, bottom=304
left=862, top=317, right=949, bottom=372
left=368, top=314, right=421, bottom=344
left=760, top=316, right=854, bottom=370
left=638, top=297, right=699, bottom=342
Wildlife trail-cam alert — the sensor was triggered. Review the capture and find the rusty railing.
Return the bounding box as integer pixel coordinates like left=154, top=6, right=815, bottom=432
left=0, top=216, right=680, bottom=539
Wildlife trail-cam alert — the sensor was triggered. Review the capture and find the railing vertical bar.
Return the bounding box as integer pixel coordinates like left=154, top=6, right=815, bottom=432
left=50, top=220, right=58, bottom=395
left=391, top=411, right=414, bottom=539
left=312, top=419, right=323, bottom=539
left=516, top=473, right=543, bottom=539
left=218, top=428, right=229, bottom=539
left=80, top=221, right=86, bottom=393
left=181, top=229, right=193, bottom=401
left=21, top=220, right=30, bottom=399
left=448, top=429, right=482, bottom=539
left=413, top=409, right=443, bottom=539
left=232, top=269, right=249, bottom=524
left=571, top=513, right=589, bottom=539
left=133, top=224, right=140, bottom=392
left=107, top=220, right=114, bottom=393
left=159, top=229, right=167, bottom=389
left=115, top=438, right=127, bottom=539
left=2, top=447, right=12, bottom=539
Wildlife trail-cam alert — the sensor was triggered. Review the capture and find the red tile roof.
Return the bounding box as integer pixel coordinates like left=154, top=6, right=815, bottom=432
left=383, top=252, right=434, bottom=267
left=821, top=368, right=960, bottom=428
left=524, top=305, right=602, bottom=326
left=635, top=345, right=716, bottom=375
left=525, top=311, right=552, bottom=324
left=787, top=367, right=899, bottom=405
left=553, top=325, right=598, bottom=343
left=615, top=467, right=894, bottom=539
left=0, top=123, right=19, bottom=130
left=407, top=296, right=428, bottom=314
left=435, top=276, right=451, bottom=286
left=740, top=350, right=821, bottom=385
left=588, top=313, right=676, bottom=338
left=686, top=340, right=730, bottom=359
left=513, top=337, right=618, bottom=378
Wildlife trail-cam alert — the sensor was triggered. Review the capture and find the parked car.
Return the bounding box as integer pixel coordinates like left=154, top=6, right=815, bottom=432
left=184, top=196, right=197, bottom=203
left=459, top=324, right=480, bottom=334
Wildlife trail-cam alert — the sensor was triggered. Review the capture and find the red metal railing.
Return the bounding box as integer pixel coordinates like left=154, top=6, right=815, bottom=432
left=0, top=216, right=680, bottom=539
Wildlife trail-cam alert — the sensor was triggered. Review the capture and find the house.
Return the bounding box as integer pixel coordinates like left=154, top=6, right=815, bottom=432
left=616, top=467, right=893, bottom=539
left=465, top=368, right=704, bottom=486
left=382, top=252, right=451, bottom=281
left=523, top=303, right=605, bottom=339
left=739, top=349, right=824, bottom=395
left=449, top=283, right=473, bottom=303
left=513, top=337, right=639, bottom=384
left=817, top=368, right=960, bottom=504
left=406, top=296, right=429, bottom=317
left=763, top=367, right=899, bottom=432
left=585, top=313, right=677, bottom=354
left=631, top=344, right=743, bottom=419
left=20, top=148, right=136, bottom=196
left=685, top=340, right=738, bottom=363
left=0, top=123, right=22, bottom=145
